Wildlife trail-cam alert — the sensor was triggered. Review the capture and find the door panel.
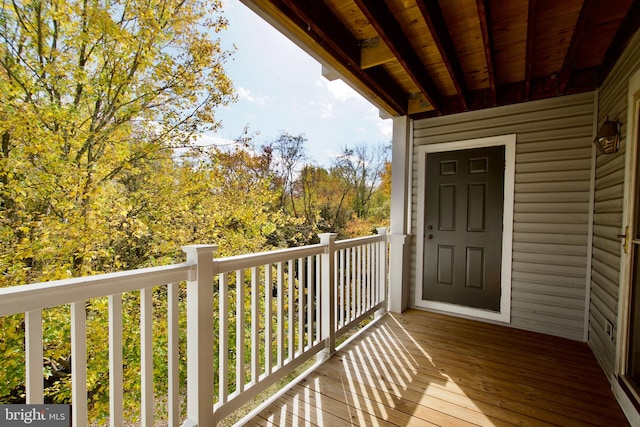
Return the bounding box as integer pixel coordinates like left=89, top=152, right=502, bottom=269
left=423, top=146, right=505, bottom=311
left=466, top=247, right=485, bottom=289
left=467, top=183, right=486, bottom=231
left=439, top=184, right=456, bottom=230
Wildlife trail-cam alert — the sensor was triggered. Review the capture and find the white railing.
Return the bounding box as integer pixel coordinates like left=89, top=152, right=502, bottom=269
left=0, top=229, right=388, bottom=426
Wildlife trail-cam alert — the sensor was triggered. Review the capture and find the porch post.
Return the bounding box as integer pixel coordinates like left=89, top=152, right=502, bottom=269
left=376, top=227, right=389, bottom=318
left=318, top=233, right=337, bottom=359
left=182, top=244, right=217, bottom=427
left=389, top=115, right=412, bottom=313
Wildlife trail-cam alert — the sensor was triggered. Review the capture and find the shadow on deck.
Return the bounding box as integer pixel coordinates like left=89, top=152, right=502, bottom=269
left=245, top=309, right=629, bottom=426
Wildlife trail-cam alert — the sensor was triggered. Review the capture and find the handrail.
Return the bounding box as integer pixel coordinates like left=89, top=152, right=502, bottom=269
left=0, top=263, right=194, bottom=317
left=333, top=232, right=387, bottom=251
left=213, top=243, right=324, bottom=274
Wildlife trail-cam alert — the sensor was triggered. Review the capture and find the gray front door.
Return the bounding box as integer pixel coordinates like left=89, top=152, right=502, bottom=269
left=423, top=146, right=505, bottom=311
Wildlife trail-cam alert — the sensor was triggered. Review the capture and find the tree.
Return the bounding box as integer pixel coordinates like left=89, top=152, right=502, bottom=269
left=367, top=160, right=391, bottom=222
left=333, top=143, right=390, bottom=219
left=0, top=0, right=237, bottom=419
left=267, top=132, right=307, bottom=216
left=0, top=0, right=235, bottom=281
left=298, top=164, right=350, bottom=235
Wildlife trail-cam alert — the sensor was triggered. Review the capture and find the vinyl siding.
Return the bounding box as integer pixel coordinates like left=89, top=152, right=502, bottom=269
left=410, top=92, right=595, bottom=341
left=589, top=28, right=640, bottom=380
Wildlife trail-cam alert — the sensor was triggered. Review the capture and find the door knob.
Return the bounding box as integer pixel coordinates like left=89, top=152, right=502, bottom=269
left=428, top=234, right=433, bottom=240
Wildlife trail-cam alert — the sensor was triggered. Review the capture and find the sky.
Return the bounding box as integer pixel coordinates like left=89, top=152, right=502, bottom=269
left=204, top=0, right=393, bottom=166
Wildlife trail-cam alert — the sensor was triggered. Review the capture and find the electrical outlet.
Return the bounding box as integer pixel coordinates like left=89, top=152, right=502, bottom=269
left=605, top=320, right=614, bottom=340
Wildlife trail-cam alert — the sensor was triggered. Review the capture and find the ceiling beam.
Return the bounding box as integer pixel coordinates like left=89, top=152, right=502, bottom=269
left=360, top=37, right=395, bottom=69
left=416, top=0, right=469, bottom=110
left=524, top=0, right=537, bottom=100
left=597, top=0, right=640, bottom=86
left=558, top=0, right=595, bottom=94
left=353, top=0, right=444, bottom=114
left=275, top=0, right=408, bottom=115
left=476, top=0, right=497, bottom=106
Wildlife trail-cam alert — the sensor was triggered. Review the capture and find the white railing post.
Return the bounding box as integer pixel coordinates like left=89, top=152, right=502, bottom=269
left=182, top=245, right=217, bottom=427
left=318, top=233, right=337, bottom=360
left=388, top=234, right=411, bottom=313
left=376, top=228, right=388, bottom=318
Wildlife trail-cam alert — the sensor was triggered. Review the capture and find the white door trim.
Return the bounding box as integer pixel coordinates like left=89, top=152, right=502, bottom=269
left=616, top=68, right=640, bottom=379
left=414, top=134, right=516, bottom=323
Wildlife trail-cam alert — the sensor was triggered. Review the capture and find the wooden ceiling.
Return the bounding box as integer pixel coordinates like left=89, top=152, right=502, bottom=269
left=240, top=0, right=640, bottom=118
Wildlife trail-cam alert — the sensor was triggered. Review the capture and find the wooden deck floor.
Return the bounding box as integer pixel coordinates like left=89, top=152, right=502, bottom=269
left=247, top=309, right=629, bottom=426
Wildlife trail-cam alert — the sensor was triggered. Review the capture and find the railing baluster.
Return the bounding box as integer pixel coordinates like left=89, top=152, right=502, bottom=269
left=333, top=251, right=344, bottom=328
left=236, top=270, right=245, bottom=394
left=168, top=283, right=179, bottom=427
left=364, top=244, right=373, bottom=310
left=333, top=251, right=338, bottom=330
left=219, top=272, right=229, bottom=404
left=351, top=247, right=356, bottom=319
left=361, top=245, right=365, bottom=313
left=336, top=250, right=341, bottom=329
left=372, top=242, right=378, bottom=304
left=356, top=246, right=365, bottom=316
left=340, top=252, right=344, bottom=322
left=109, top=293, right=123, bottom=427
left=251, top=267, right=259, bottom=385
left=141, top=288, right=153, bottom=427
left=364, top=245, right=368, bottom=311
left=25, top=309, right=43, bottom=404
left=288, top=259, right=294, bottom=361
left=346, top=247, right=352, bottom=324
left=298, top=257, right=305, bottom=355
left=264, top=264, right=272, bottom=375
left=306, top=256, right=313, bottom=348
left=71, top=301, right=87, bottom=427
left=315, top=255, right=321, bottom=344
left=277, top=261, right=285, bottom=368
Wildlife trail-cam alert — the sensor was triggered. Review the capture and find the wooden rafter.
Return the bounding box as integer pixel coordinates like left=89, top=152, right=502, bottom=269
left=360, top=38, right=395, bottom=69
left=558, top=0, right=595, bottom=94
left=416, top=0, right=469, bottom=110
left=353, top=0, right=444, bottom=114
left=243, top=0, right=640, bottom=119
left=597, top=0, right=640, bottom=86
left=276, top=0, right=408, bottom=115
left=524, top=0, right=537, bottom=100
left=476, top=0, right=496, bottom=106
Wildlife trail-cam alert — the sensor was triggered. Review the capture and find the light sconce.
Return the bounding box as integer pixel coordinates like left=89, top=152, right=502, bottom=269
left=594, top=117, right=620, bottom=154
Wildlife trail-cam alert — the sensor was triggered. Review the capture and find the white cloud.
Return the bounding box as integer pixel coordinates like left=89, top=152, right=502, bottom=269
left=320, top=102, right=333, bottom=119
left=237, top=86, right=269, bottom=105
left=316, top=78, right=360, bottom=102
left=195, top=133, right=236, bottom=147
left=377, top=118, right=393, bottom=141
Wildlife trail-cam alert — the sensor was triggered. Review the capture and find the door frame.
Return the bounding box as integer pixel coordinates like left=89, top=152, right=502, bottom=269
left=414, top=134, right=516, bottom=323
left=614, top=67, right=640, bottom=423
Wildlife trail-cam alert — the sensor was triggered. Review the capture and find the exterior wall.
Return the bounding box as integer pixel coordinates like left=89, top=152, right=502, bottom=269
left=410, top=92, right=595, bottom=341
left=590, top=29, right=640, bottom=380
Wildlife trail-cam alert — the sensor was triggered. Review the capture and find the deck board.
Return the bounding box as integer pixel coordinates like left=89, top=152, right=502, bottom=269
left=247, top=310, right=629, bottom=426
